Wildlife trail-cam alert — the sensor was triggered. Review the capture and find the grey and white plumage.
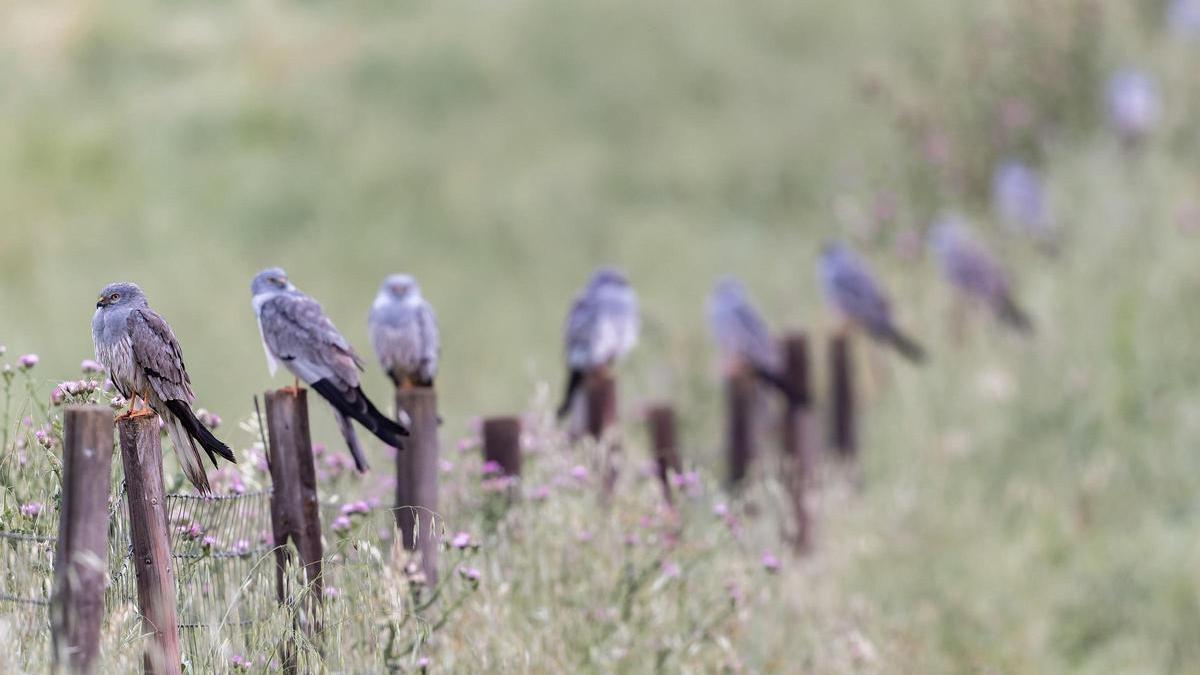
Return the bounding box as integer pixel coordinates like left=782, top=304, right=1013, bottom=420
left=819, top=242, right=926, bottom=362
left=1105, top=68, right=1160, bottom=146
left=929, top=217, right=1032, bottom=333
left=707, top=277, right=801, bottom=402
left=368, top=274, right=439, bottom=388
left=556, top=266, right=640, bottom=418
left=251, top=268, right=408, bottom=472
left=91, top=282, right=235, bottom=494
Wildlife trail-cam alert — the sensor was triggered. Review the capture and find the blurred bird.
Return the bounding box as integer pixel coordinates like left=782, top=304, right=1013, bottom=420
left=992, top=159, right=1055, bottom=250
left=818, top=242, right=926, bottom=362
left=928, top=217, right=1033, bottom=334
left=1168, top=0, right=1200, bottom=38
left=251, top=267, right=408, bottom=472
left=368, top=274, right=439, bottom=389
left=92, top=282, right=235, bottom=493
left=556, top=266, right=640, bottom=419
left=1105, top=68, right=1160, bottom=147
left=707, top=277, right=801, bottom=402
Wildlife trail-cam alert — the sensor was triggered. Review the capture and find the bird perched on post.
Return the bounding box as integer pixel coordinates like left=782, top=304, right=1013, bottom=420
left=251, top=267, right=408, bottom=472
left=929, top=216, right=1033, bottom=334
left=92, top=282, right=236, bottom=494
left=368, top=274, right=439, bottom=389
left=707, top=277, right=802, bottom=403
left=819, top=242, right=926, bottom=363
left=556, top=266, right=640, bottom=419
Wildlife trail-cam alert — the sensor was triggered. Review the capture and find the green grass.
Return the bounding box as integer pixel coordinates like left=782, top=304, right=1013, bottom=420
left=3, top=0, right=1200, bottom=671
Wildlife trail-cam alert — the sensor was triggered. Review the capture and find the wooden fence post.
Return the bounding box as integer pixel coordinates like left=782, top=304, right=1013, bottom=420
left=265, top=389, right=323, bottom=672
left=118, top=415, right=181, bottom=675
left=780, top=333, right=814, bottom=553
left=584, top=371, right=618, bottom=440
left=725, top=372, right=757, bottom=488
left=52, top=406, right=114, bottom=674
left=482, top=417, right=521, bottom=478
left=829, top=334, right=856, bottom=459
left=645, top=405, right=681, bottom=506
left=394, top=388, right=440, bottom=587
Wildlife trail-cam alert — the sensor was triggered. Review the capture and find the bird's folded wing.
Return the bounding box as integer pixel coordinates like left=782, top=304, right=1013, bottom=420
left=260, top=294, right=363, bottom=385
left=128, top=308, right=195, bottom=402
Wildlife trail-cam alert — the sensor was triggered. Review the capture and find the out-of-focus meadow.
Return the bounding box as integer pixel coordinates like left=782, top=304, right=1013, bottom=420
left=3, top=0, right=1200, bottom=672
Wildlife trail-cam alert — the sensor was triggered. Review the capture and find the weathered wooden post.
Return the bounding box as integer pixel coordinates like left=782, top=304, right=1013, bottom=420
left=118, top=415, right=182, bottom=675
left=725, top=372, right=757, bottom=488
left=645, top=404, right=681, bottom=506
left=52, top=406, right=114, bottom=674
left=583, top=371, right=618, bottom=440
left=265, top=389, right=323, bottom=672
left=394, top=388, right=440, bottom=586
left=482, top=417, right=521, bottom=478
left=829, top=334, right=856, bottom=458
left=780, top=333, right=813, bottom=553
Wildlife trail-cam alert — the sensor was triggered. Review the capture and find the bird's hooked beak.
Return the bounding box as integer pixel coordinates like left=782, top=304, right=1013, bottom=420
left=96, top=296, right=106, bottom=308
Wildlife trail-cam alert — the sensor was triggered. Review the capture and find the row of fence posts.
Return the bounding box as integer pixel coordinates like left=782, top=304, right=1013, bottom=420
left=49, top=330, right=858, bottom=673
left=50, top=391, right=333, bottom=674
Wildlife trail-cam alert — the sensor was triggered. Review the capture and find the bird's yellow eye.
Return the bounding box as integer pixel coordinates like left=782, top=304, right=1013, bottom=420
left=110, top=293, right=120, bottom=302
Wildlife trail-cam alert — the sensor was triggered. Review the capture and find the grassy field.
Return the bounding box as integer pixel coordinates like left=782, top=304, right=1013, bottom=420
left=3, top=0, right=1200, bottom=672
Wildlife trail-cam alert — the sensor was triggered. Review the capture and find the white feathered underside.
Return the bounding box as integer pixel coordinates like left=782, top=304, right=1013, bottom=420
left=252, top=293, right=279, bottom=377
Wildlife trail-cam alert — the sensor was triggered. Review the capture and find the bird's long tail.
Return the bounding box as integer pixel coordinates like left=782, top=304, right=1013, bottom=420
left=877, top=324, right=927, bottom=363
left=751, top=365, right=805, bottom=406
left=310, top=379, right=409, bottom=453
left=333, top=410, right=370, bottom=473
left=163, top=412, right=213, bottom=494
left=556, top=369, right=584, bottom=420
left=165, top=399, right=237, bottom=471
left=995, top=294, right=1034, bottom=334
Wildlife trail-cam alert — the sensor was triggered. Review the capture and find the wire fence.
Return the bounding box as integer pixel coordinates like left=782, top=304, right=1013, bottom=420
left=0, top=486, right=277, bottom=639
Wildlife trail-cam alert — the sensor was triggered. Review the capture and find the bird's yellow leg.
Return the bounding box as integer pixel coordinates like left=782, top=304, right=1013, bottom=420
left=129, top=393, right=156, bottom=418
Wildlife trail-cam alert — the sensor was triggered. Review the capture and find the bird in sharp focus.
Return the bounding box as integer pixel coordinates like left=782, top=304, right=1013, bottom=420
left=251, top=267, right=408, bottom=472
left=368, top=274, right=440, bottom=390
left=707, top=276, right=802, bottom=403
left=819, top=242, right=926, bottom=363
left=929, top=216, right=1033, bottom=334
left=92, top=282, right=236, bottom=494
left=556, top=266, right=640, bottom=419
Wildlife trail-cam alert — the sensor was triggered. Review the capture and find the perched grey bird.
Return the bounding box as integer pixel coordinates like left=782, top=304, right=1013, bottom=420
left=1105, top=68, right=1160, bottom=146
left=92, top=282, right=235, bottom=493
left=368, top=274, right=439, bottom=389
left=251, top=267, right=408, bottom=472
left=707, top=277, right=801, bottom=402
left=991, top=159, right=1055, bottom=251
left=929, top=217, right=1032, bottom=333
left=819, top=242, right=926, bottom=362
left=556, top=266, right=640, bottom=419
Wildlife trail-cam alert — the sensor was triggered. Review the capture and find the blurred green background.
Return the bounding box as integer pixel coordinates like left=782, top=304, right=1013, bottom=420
left=3, top=0, right=1200, bottom=669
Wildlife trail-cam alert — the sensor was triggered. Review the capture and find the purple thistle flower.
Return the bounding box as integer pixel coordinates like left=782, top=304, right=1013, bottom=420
left=439, top=459, right=454, bottom=473
left=323, top=586, right=340, bottom=599
left=331, top=515, right=352, bottom=532
left=20, top=502, right=43, bottom=519
left=459, top=566, right=482, bottom=582
left=18, top=354, right=38, bottom=369
left=451, top=531, right=472, bottom=549
left=569, top=465, right=590, bottom=482
left=481, top=459, right=503, bottom=476
left=762, top=552, right=782, bottom=573
left=80, top=359, right=105, bottom=374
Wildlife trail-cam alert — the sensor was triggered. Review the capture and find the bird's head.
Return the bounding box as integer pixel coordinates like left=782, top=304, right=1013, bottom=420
left=927, top=215, right=964, bottom=255
left=251, top=267, right=294, bottom=296
left=95, top=282, right=146, bottom=309
left=380, top=274, right=420, bottom=301
left=713, top=275, right=746, bottom=301
left=589, top=265, right=629, bottom=290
